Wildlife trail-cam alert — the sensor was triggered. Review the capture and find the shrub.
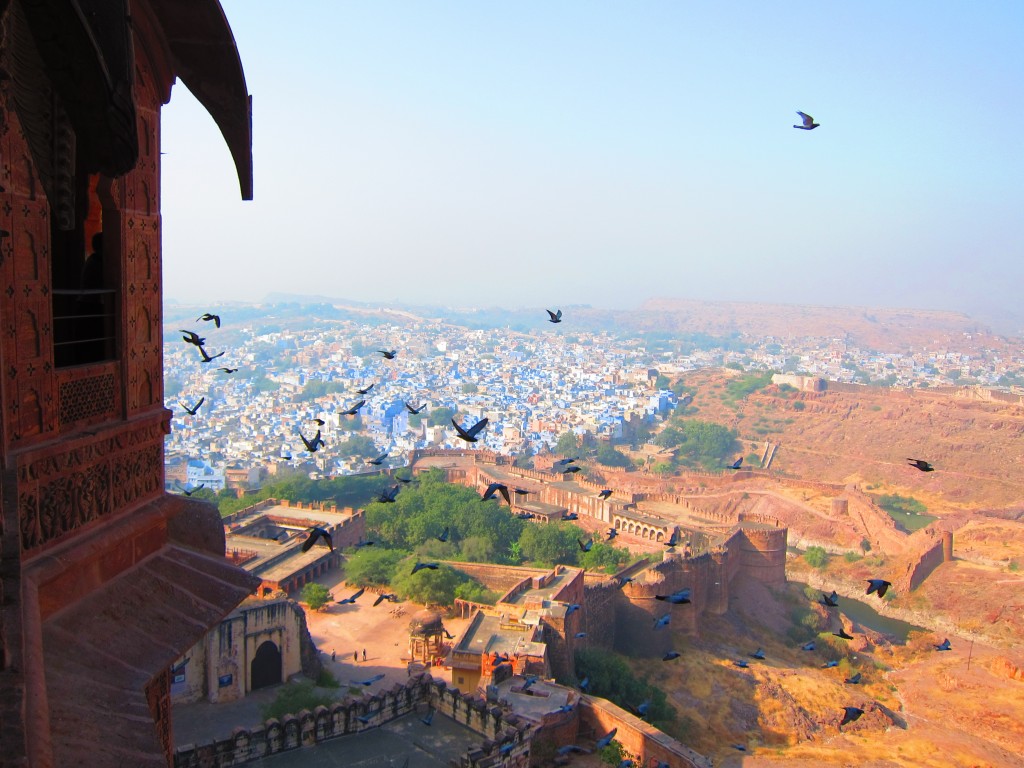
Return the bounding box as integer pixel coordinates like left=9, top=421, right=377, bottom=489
left=261, top=681, right=336, bottom=721
left=301, top=582, right=332, bottom=611
left=803, top=546, right=829, bottom=569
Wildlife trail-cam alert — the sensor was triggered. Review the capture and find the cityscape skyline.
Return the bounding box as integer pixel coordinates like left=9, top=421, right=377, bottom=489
left=160, top=1, right=1024, bottom=326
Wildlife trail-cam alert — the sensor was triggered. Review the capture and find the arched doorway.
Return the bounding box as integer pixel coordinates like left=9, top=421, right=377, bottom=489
left=251, top=640, right=282, bottom=690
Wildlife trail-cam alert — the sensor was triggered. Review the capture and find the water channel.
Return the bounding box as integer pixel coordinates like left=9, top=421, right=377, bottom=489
left=793, top=581, right=926, bottom=643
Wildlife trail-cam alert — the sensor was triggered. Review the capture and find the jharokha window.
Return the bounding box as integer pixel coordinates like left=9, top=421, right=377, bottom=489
left=52, top=173, right=118, bottom=367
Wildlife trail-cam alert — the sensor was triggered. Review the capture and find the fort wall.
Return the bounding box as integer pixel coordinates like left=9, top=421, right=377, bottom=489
left=894, top=528, right=953, bottom=593
left=579, top=696, right=712, bottom=768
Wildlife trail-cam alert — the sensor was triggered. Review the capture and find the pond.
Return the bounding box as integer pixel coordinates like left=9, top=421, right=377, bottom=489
left=794, top=581, right=926, bottom=643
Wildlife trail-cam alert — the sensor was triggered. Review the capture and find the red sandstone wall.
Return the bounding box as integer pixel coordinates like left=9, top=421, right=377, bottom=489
left=894, top=529, right=950, bottom=593
left=579, top=696, right=710, bottom=768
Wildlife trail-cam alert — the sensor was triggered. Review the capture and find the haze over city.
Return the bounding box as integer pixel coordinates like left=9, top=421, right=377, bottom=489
left=161, top=1, right=1024, bottom=327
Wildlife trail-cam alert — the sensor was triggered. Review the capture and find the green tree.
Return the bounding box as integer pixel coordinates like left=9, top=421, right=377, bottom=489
left=595, top=444, right=632, bottom=468
left=555, top=431, right=579, bottom=456
left=337, top=434, right=378, bottom=459
left=344, top=547, right=408, bottom=586
left=390, top=559, right=466, bottom=606
left=301, top=582, right=332, bottom=611
left=428, top=406, right=456, bottom=426
left=461, top=382, right=479, bottom=394
left=579, top=541, right=632, bottom=573
left=668, top=420, right=738, bottom=470
left=574, top=647, right=676, bottom=725
left=518, top=522, right=581, bottom=566
left=654, top=374, right=670, bottom=389
left=803, top=546, right=829, bottom=569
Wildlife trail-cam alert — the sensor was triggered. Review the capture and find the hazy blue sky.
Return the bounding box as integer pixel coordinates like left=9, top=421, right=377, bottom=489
left=161, top=1, right=1023, bottom=320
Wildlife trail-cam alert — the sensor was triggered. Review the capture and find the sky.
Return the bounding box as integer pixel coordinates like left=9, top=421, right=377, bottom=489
left=161, top=1, right=1024, bottom=322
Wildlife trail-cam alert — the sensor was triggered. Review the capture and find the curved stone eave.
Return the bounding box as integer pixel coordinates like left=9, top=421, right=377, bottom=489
left=152, top=0, right=253, bottom=200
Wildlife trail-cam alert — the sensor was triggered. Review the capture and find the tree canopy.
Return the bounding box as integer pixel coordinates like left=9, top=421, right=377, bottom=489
left=574, top=647, right=676, bottom=726
left=595, top=444, right=632, bottom=468
left=555, top=431, right=579, bottom=456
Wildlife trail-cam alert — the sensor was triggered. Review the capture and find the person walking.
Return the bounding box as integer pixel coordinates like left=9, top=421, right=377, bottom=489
left=362, top=648, right=367, bottom=661
left=354, top=651, right=358, bottom=663
left=331, top=650, right=336, bottom=662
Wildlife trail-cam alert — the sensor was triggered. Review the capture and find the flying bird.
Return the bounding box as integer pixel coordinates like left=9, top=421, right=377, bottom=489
left=451, top=416, right=489, bottom=443
left=934, top=638, right=952, bottom=651
left=664, top=529, right=681, bottom=547
left=515, top=511, right=534, bottom=520
left=653, top=613, right=671, bottom=630
left=180, top=330, right=205, bottom=347
left=437, top=526, right=450, bottom=543
left=378, top=350, right=398, bottom=360
left=373, top=593, right=398, bottom=606
left=907, top=458, right=935, bottom=472
left=513, top=487, right=531, bottom=496
left=839, top=706, right=864, bottom=727
left=595, top=728, right=617, bottom=749
left=662, top=651, right=681, bottom=661
left=732, top=744, right=748, bottom=752
left=356, top=383, right=375, bottom=395
left=336, top=588, right=365, bottom=605
left=794, top=111, right=820, bottom=130
left=606, top=528, right=618, bottom=541
left=751, top=648, right=766, bottom=660
left=834, top=628, right=854, bottom=640
left=395, top=474, right=414, bottom=484
left=341, top=399, right=366, bottom=416
left=174, top=481, right=205, bottom=496
left=354, top=673, right=385, bottom=686
left=482, top=482, right=511, bottom=505
left=823, top=660, right=839, bottom=669
left=299, top=429, right=323, bottom=453
left=411, top=562, right=439, bottom=574
left=866, top=579, right=892, bottom=598
left=197, top=345, right=225, bottom=363
left=579, top=676, right=590, bottom=690
left=218, top=367, right=237, bottom=374
left=635, top=699, right=650, bottom=717
left=655, top=588, right=691, bottom=604
left=443, top=628, right=455, bottom=640
left=405, top=402, right=426, bottom=414
left=565, top=604, right=581, bottom=616
left=563, top=512, right=579, bottom=521
left=356, top=707, right=381, bottom=725
left=280, top=454, right=292, bottom=461
left=801, top=641, right=816, bottom=652
left=420, top=708, right=434, bottom=726
left=597, top=489, right=612, bottom=500
left=368, top=453, right=388, bottom=466
left=727, top=457, right=743, bottom=470
left=845, top=672, right=863, bottom=684
left=179, top=397, right=204, bottom=416
left=546, top=308, right=563, bottom=324
left=557, top=745, right=589, bottom=756
left=578, top=538, right=594, bottom=553
left=821, top=591, right=840, bottom=608
left=562, top=465, right=582, bottom=475
left=311, top=418, right=326, bottom=426
left=377, top=485, right=400, bottom=503
left=554, top=456, right=577, bottom=467
left=733, top=660, right=749, bottom=669
left=302, top=526, right=333, bottom=552
left=196, top=312, right=221, bottom=327
left=355, top=538, right=375, bottom=547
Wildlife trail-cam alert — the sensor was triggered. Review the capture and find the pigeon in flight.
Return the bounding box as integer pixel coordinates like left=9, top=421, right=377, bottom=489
left=727, top=457, right=743, bottom=470
left=513, top=487, right=531, bottom=496
left=197, top=345, right=225, bottom=363
left=833, top=628, right=854, bottom=640
left=437, top=526, right=450, bottom=543
left=750, top=648, right=766, bottom=660
left=300, top=429, right=323, bottom=453
left=280, top=454, right=292, bottom=461
left=605, top=528, right=618, bottom=541
left=653, top=613, right=670, bottom=630
left=664, top=529, right=681, bottom=547
left=656, top=588, right=691, bottom=604
left=336, top=587, right=365, bottom=605
left=395, top=474, right=414, bottom=484
left=635, top=699, right=651, bottom=718
left=368, top=453, right=388, bottom=466
left=197, top=312, right=221, bottom=327
left=934, top=638, right=952, bottom=651
left=179, top=397, right=204, bottom=416
left=565, top=604, right=581, bottom=616
left=356, top=707, right=381, bottom=725
left=377, top=485, right=400, bottom=503
left=866, top=579, right=892, bottom=598
left=302, top=526, right=333, bottom=552
left=557, top=745, right=589, bottom=756
left=821, top=591, right=839, bottom=608
left=845, top=672, right=863, bottom=684
left=405, top=402, right=426, bottom=414
left=443, top=628, right=455, bottom=639
left=341, top=399, right=366, bottom=416
left=579, top=676, right=590, bottom=690
left=420, top=708, right=434, bottom=726
left=595, top=728, right=617, bottom=749
left=356, top=383, right=375, bottom=395
left=839, top=706, right=864, bottom=727
left=562, top=465, right=582, bottom=475
left=597, top=489, right=612, bottom=500
left=546, top=308, right=563, bottom=324
left=379, top=350, right=398, bottom=360
left=732, top=744, right=748, bottom=752
left=823, top=660, right=839, bottom=668
left=451, top=416, right=488, bottom=442
left=794, top=111, right=820, bottom=130
left=411, top=562, right=439, bottom=574
left=801, top=641, right=816, bottom=651
left=554, top=456, right=577, bottom=467
left=354, top=673, right=385, bottom=686
left=174, top=481, right=205, bottom=496
left=218, top=367, right=237, bottom=374
left=373, top=592, right=398, bottom=606
left=662, top=651, right=681, bottom=661
left=907, top=458, right=935, bottom=472
left=515, top=511, right=534, bottom=520
left=578, top=538, right=594, bottom=552
left=733, top=659, right=749, bottom=669
left=482, top=482, right=511, bottom=505
left=311, top=418, right=326, bottom=426
left=180, top=330, right=205, bottom=347
left=563, top=512, right=579, bottom=521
